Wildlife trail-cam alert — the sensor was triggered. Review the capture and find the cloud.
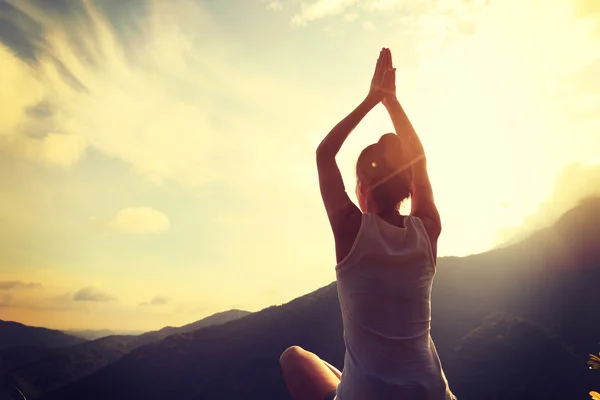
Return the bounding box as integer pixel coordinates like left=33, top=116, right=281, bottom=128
left=73, top=287, right=117, bottom=302
left=53, top=292, right=74, bottom=303
left=362, top=20, right=375, bottom=30
left=0, top=293, right=14, bottom=307
left=0, top=280, right=43, bottom=290
left=292, top=0, right=359, bottom=26
left=140, top=295, right=170, bottom=306
left=0, top=0, right=323, bottom=188
left=495, top=163, right=600, bottom=247
left=106, top=207, right=170, bottom=235
left=289, top=0, right=438, bottom=25
left=343, top=12, right=359, bottom=22
left=0, top=38, right=87, bottom=167
left=266, top=1, right=283, bottom=11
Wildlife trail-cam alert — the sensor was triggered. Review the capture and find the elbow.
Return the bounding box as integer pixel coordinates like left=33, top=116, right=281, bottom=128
left=316, top=144, right=333, bottom=161
left=430, top=211, right=442, bottom=238
left=434, top=217, right=442, bottom=238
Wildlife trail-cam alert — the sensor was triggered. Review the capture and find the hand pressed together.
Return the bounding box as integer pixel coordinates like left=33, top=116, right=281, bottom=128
left=367, top=47, right=396, bottom=104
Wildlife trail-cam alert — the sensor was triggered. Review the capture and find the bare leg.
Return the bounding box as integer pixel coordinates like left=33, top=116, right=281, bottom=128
left=321, top=359, right=342, bottom=380
left=280, top=346, right=341, bottom=400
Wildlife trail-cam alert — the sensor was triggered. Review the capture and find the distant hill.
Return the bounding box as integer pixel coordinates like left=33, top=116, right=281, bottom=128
left=0, top=321, right=85, bottom=351
left=0, top=322, right=85, bottom=400
left=62, top=329, right=144, bottom=341
left=3, top=310, right=250, bottom=399
left=141, top=309, right=251, bottom=340
left=37, top=197, right=600, bottom=400
left=59, top=310, right=250, bottom=342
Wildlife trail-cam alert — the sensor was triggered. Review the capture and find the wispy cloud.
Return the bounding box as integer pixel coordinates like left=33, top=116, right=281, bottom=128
left=0, top=293, right=14, bottom=307
left=140, top=295, right=170, bottom=306
left=292, top=0, right=359, bottom=26
left=289, top=0, right=436, bottom=26
left=73, top=287, right=118, bottom=302
left=0, top=280, right=43, bottom=290
left=266, top=1, right=283, bottom=11
left=362, top=20, right=376, bottom=30
left=343, top=12, right=359, bottom=22
left=105, top=207, right=170, bottom=235
left=0, top=0, right=318, bottom=188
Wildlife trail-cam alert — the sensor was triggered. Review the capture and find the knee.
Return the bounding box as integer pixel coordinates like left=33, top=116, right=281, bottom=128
left=279, top=345, right=305, bottom=368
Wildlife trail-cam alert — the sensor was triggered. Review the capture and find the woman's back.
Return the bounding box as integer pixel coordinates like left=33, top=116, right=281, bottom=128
left=335, top=213, right=454, bottom=400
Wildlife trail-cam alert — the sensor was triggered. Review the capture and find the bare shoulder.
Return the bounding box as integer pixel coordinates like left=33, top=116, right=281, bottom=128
left=331, top=206, right=363, bottom=264
left=413, top=214, right=441, bottom=260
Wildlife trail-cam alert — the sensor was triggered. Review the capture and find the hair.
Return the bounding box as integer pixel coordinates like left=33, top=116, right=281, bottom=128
left=356, top=133, right=412, bottom=212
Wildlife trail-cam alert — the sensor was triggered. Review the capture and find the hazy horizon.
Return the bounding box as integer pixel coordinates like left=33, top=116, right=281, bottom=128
left=2, top=0, right=600, bottom=331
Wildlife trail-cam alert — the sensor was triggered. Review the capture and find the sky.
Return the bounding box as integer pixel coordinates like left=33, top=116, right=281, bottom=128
left=1, top=0, right=600, bottom=332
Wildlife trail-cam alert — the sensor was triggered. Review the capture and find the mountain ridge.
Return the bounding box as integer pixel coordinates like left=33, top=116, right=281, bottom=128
left=3, top=309, right=251, bottom=399
left=0, top=320, right=85, bottom=351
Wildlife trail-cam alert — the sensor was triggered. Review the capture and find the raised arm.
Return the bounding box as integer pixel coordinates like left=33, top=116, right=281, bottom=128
left=380, top=49, right=442, bottom=249
left=316, top=49, right=389, bottom=232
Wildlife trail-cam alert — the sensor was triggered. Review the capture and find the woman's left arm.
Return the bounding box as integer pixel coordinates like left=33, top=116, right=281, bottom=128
left=316, top=49, right=389, bottom=228
left=316, top=97, right=379, bottom=226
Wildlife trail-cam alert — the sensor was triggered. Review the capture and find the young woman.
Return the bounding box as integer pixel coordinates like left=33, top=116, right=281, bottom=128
left=279, top=48, right=456, bottom=400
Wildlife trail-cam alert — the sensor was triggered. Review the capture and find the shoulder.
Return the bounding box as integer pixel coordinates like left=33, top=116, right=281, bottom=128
left=331, top=207, right=364, bottom=264
left=410, top=214, right=441, bottom=241
left=408, top=214, right=440, bottom=261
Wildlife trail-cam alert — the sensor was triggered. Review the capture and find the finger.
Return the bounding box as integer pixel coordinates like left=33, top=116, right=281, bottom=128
left=382, top=48, right=390, bottom=71
left=386, top=49, right=392, bottom=70
left=375, top=48, right=385, bottom=75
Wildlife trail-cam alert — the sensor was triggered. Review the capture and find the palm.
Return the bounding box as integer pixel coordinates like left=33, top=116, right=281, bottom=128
left=381, top=48, right=396, bottom=104
left=368, top=48, right=396, bottom=103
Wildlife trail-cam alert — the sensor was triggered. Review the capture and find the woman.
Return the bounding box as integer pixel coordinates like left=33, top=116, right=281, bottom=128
left=279, top=48, right=456, bottom=400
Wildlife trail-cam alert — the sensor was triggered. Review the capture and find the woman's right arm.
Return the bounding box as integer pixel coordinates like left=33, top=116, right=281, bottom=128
left=384, top=98, right=440, bottom=227
left=380, top=49, right=442, bottom=252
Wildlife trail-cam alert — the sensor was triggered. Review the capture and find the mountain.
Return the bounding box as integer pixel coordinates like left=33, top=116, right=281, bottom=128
left=0, top=321, right=85, bottom=351
left=143, top=309, right=250, bottom=338
left=0, top=322, right=85, bottom=400
left=3, top=310, right=250, bottom=400
left=19, top=198, right=600, bottom=400
left=62, top=329, right=119, bottom=340
left=58, top=310, right=250, bottom=342
left=452, top=313, right=589, bottom=400
left=62, top=329, right=145, bottom=341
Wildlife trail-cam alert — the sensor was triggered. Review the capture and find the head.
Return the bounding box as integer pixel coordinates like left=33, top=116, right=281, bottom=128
left=356, top=133, right=412, bottom=214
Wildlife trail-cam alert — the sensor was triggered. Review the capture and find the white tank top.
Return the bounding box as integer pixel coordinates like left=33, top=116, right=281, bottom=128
left=334, top=213, right=455, bottom=400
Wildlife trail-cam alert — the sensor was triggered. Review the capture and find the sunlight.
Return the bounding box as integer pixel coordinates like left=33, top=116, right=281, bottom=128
left=1, top=0, right=600, bottom=330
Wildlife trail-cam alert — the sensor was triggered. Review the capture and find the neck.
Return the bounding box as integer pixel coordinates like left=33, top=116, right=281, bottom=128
left=366, top=201, right=398, bottom=216
left=377, top=209, right=399, bottom=218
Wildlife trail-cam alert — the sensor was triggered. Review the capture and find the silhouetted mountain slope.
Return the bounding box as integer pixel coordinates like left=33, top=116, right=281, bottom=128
left=0, top=321, right=84, bottom=351
left=141, top=309, right=251, bottom=339
left=431, top=196, right=600, bottom=367
left=62, top=329, right=135, bottom=340
left=45, top=285, right=342, bottom=400
left=0, top=347, right=54, bottom=376
left=5, top=310, right=250, bottom=399
left=452, top=313, right=593, bottom=400
left=38, top=198, right=600, bottom=400
left=0, top=322, right=84, bottom=400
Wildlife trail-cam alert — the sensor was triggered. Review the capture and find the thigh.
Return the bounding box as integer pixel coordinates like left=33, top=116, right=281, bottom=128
left=321, top=359, right=342, bottom=380
left=280, top=346, right=341, bottom=400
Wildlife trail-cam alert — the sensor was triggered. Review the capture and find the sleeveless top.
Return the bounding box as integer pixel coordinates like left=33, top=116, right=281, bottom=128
left=334, top=213, right=455, bottom=400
